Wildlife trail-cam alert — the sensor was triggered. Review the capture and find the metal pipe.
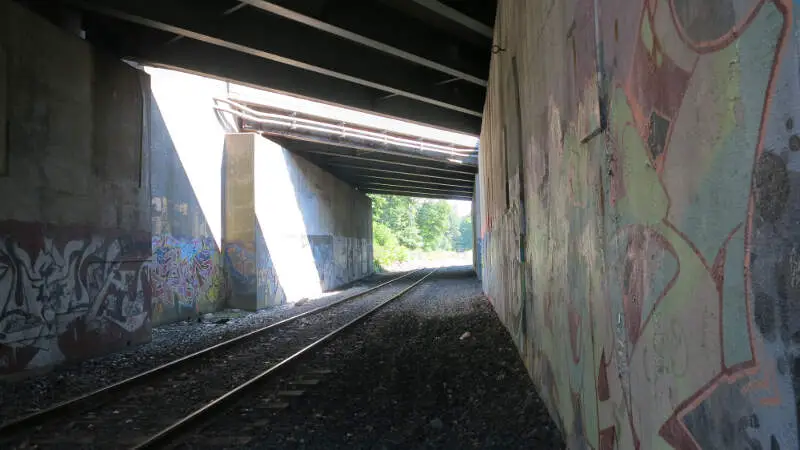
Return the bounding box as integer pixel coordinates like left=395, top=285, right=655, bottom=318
left=305, top=151, right=476, bottom=175
left=215, top=105, right=473, bottom=165
left=218, top=97, right=477, bottom=156
left=213, top=105, right=478, bottom=167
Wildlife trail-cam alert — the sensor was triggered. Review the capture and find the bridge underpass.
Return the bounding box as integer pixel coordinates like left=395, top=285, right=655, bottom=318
left=4, top=0, right=796, bottom=448
left=0, top=3, right=540, bottom=445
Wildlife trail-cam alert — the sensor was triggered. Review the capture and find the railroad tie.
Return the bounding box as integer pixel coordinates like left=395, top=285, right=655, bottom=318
left=276, top=390, right=306, bottom=397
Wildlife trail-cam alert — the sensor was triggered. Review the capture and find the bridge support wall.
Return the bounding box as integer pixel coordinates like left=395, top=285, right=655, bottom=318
left=478, top=0, right=800, bottom=447
left=223, top=133, right=372, bottom=310
left=0, top=0, right=151, bottom=375
left=0, top=1, right=373, bottom=375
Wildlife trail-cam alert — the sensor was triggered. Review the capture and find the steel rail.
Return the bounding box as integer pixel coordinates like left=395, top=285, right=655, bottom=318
left=0, top=269, right=422, bottom=435
left=133, top=268, right=438, bottom=449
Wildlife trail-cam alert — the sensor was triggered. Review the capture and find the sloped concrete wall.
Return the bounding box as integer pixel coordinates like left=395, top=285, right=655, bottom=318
left=0, top=0, right=151, bottom=375
left=146, top=67, right=374, bottom=323
left=472, top=175, right=482, bottom=279
left=224, top=133, right=372, bottom=309
left=147, top=68, right=228, bottom=325
left=480, top=0, right=800, bottom=447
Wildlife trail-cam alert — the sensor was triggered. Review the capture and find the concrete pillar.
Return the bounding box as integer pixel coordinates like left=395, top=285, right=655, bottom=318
left=222, top=133, right=373, bottom=311
left=222, top=134, right=258, bottom=310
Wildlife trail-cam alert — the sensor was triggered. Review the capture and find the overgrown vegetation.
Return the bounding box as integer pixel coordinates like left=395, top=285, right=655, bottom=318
left=370, top=194, right=473, bottom=270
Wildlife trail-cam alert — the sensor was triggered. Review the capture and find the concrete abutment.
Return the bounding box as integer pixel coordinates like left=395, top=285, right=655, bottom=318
left=0, top=0, right=373, bottom=376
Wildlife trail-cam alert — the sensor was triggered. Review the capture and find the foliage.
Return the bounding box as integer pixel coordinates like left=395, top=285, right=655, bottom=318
left=455, top=216, right=473, bottom=252
left=371, top=195, right=422, bottom=249
left=372, top=221, right=409, bottom=269
left=416, top=201, right=454, bottom=251
left=369, top=194, right=473, bottom=269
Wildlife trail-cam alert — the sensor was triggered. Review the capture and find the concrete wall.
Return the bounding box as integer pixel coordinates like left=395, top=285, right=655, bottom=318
left=0, top=0, right=151, bottom=375
left=479, top=0, right=800, bottom=448
left=147, top=68, right=228, bottom=325
left=472, top=175, right=482, bottom=279
left=0, top=3, right=374, bottom=374
left=224, top=133, right=372, bottom=310
left=146, top=68, right=374, bottom=323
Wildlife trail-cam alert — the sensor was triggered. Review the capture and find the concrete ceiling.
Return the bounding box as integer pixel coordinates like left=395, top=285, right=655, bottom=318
left=27, top=0, right=496, bottom=135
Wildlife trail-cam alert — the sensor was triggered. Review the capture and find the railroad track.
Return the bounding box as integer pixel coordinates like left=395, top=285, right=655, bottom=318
left=0, top=268, right=437, bottom=449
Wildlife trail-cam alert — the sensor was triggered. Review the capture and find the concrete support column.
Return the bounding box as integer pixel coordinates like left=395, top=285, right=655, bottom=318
left=222, top=134, right=259, bottom=310
left=222, top=132, right=373, bottom=311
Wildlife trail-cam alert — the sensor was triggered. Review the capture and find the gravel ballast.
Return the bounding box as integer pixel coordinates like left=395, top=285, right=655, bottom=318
left=0, top=271, right=405, bottom=423
left=191, top=266, right=564, bottom=449
left=1, top=267, right=563, bottom=449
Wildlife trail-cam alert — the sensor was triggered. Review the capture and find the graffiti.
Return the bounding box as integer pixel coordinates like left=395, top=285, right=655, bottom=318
left=478, top=0, right=800, bottom=448
left=254, top=227, right=285, bottom=308
left=224, top=240, right=257, bottom=296
left=0, top=224, right=150, bottom=374
left=150, top=235, right=224, bottom=323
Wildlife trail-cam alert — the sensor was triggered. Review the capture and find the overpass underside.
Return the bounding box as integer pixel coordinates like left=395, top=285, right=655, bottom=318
left=20, top=0, right=493, bottom=135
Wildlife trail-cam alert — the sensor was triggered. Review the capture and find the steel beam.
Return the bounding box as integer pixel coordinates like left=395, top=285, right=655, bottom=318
left=356, top=182, right=473, bottom=195
left=407, top=0, right=493, bottom=38
left=360, top=188, right=472, bottom=201
left=67, top=0, right=483, bottom=117
left=325, top=163, right=475, bottom=182
left=237, top=0, right=486, bottom=86
left=239, top=0, right=489, bottom=81
left=78, top=21, right=480, bottom=133
left=344, top=174, right=473, bottom=189
left=304, top=151, right=476, bottom=176
left=245, top=126, right=478, bottom=167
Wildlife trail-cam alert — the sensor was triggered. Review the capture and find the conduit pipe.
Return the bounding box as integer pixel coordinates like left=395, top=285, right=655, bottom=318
left=213, top=97, right=478, bottom=160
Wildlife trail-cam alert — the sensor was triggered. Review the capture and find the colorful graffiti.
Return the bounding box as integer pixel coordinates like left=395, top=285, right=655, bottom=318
left=150, top=235, right=225, bottom=324
left=224, top=239, right=286, bottom=309
left=0, top=222, right=150, bottom=374
left=255, top=231, right=285, bottom=308
left=480, top=0, right=800, bottom=448
left=223, top=240, right=257, bottom=297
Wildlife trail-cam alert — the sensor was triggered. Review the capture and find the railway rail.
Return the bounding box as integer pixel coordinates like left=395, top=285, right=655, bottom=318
left=0, top=268, right=437, bottom=449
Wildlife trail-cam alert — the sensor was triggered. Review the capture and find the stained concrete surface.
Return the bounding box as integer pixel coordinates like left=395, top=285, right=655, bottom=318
left=0, top=0, right=151, bottom=375
left=477, top=0, right=800, bottom=448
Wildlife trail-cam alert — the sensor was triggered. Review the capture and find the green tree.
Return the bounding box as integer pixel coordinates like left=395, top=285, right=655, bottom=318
left=416, top=200, right=454, bottom=251
left=370, top=194, right=422, bottom=249
left=454, top=216, right=473, bottom=251
left=372, top=221, right=409, bottom=268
